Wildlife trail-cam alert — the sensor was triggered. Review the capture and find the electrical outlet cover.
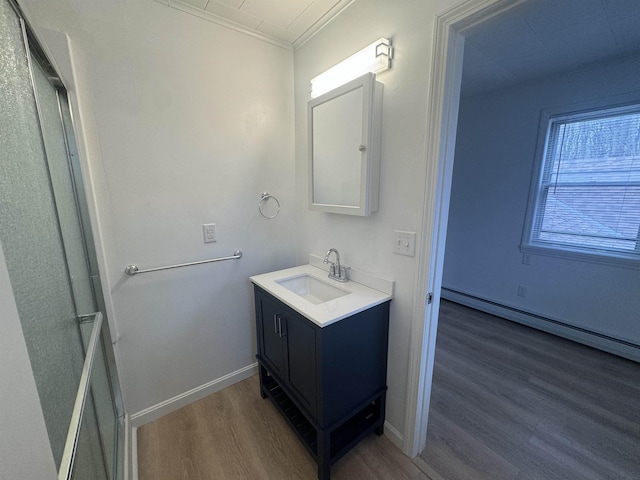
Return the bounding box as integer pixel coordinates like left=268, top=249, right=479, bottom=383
left=203, top=223, right=216, bottom=243
left=517, top=284, right=527, bottom=297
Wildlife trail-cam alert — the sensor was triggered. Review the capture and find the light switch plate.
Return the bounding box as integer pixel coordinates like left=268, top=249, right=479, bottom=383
left=203, top=223, right=216, bottom=243
left=393, top=230, right=416, bottom=256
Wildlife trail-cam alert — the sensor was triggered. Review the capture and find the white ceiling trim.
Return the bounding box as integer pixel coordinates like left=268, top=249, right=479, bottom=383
left=292, top=0, right=354, bottom=50
left=158, top=0, right=293, bottom=50
left=155, top=0, right=354, bottom=51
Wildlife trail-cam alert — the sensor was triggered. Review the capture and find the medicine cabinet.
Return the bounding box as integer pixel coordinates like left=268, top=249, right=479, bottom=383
left=308, top=73, right=383, bottom=216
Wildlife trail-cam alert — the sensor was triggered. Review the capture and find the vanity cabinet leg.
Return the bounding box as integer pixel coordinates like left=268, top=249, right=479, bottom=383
left=258, top=365, right=268, bottom=399
left=375, top=394, right=386, bottom=436
left=317, top=430, right=331, bottom=480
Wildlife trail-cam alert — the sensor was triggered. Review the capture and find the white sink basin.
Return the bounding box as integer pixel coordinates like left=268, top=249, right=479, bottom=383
left=276, top=274, right=349, bottom=305
left=251, top=264, right=393, bottom=327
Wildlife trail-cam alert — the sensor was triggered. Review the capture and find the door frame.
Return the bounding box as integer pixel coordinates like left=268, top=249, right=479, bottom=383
left=403, top=0, right=526, bottom=458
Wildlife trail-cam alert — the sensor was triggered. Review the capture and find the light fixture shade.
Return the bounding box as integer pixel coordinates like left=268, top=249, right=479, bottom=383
left=310, top=38, right=393, bottom=98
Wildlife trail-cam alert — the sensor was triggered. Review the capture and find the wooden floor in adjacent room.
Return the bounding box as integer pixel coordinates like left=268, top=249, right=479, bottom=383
left=417, top=300, right=640, bottom=480
left=137, top=374, right=427, bottom=480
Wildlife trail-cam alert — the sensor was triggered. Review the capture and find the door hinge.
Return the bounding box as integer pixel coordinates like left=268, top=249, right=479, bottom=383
left=427, top=292, right=433, bottom=305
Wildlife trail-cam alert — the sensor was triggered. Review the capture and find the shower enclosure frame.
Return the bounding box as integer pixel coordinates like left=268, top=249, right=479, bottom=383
left=5, top=1, right=125, bottom=478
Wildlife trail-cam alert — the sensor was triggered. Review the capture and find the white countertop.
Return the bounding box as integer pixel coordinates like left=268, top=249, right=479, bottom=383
left=250, top=264, right=392, bottom=328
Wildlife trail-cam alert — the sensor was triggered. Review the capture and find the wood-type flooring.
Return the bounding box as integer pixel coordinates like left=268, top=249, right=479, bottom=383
left=137, top=374, right=427, bottom=480
left=417, top=300, right=640, bottom=480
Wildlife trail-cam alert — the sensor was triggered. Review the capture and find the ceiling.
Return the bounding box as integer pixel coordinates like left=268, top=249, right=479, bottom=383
left=154, top=0, right=351, bottom=48
left=155, top=0, right=640, bottom=92
left=462, top=0, right=640, bottom=96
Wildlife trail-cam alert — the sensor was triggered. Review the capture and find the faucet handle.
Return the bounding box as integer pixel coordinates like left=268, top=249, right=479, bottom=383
left=338, top=265, right=350, bottom=282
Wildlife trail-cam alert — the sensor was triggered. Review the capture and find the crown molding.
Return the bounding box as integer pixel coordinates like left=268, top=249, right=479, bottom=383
left=160, top=0, right=293, bottom=51
left=156, top=0, right=356, bottom=52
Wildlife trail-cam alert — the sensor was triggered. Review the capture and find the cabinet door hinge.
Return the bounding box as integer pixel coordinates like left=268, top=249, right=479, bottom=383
left=427, top=292, right=433, bottom=305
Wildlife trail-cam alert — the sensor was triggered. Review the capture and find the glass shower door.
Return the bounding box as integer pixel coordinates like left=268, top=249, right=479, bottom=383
left=0, top=1, right=123, bottom=478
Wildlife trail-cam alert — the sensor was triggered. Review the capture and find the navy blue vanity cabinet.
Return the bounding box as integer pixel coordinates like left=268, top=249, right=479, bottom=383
left=254, top=285, right=390, bottom=480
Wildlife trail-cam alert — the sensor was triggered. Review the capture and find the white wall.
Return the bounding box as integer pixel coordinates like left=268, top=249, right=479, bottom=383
left=0, top=242, right=57, bottom=480
left=444, top=54, right=640, bottom=347
left=22, top=0, right=297, bottom=416
left=21, top=0, right=467, bottom=443
left=293, top=0, right=457, bottom=439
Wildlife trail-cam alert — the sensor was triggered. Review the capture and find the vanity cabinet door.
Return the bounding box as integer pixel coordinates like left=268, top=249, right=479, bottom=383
left=256, top=288, right=318, bottom=416
left=285, top=312, right=317, bottom=416
left=257, top=293, right=286, bottom=376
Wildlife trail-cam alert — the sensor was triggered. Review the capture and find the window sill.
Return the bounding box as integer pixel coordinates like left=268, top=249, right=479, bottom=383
left=520, top=243, right=640, bottom=270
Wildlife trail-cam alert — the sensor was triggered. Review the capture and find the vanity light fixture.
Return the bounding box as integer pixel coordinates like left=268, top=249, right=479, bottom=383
left=309, top=37, right=393, bottom=98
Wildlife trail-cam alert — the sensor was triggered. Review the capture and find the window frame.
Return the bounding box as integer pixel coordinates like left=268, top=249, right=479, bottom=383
left=521, top=97, right=640, bottom=269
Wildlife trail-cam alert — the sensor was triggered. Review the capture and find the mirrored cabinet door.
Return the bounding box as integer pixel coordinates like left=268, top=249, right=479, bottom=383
left=308, top=73, right=382, bottom=216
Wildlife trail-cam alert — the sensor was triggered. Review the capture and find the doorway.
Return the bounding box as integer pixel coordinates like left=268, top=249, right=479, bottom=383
left=0, top=1, right=123, bottom=478
left=405, top=0, right=527, bottom=458
left=409, top=0, right=640, bottom=471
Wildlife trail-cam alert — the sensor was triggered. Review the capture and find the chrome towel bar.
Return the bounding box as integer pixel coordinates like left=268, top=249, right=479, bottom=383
left=125, top=250, right=242, bottom=276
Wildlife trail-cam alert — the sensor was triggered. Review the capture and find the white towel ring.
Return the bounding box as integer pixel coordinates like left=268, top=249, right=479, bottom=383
left=259, top=192, right=280, bottom=219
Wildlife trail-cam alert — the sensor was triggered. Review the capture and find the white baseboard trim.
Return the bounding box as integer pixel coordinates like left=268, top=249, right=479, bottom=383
left=130, top=363, right=259, bottom=427
left=441, top=288, right=640, bottom=363
left=384, top=421, right=404, bottom=450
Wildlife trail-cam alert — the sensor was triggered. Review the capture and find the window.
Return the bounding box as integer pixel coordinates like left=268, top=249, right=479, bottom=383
left=523, top=104, right=640, bottom=264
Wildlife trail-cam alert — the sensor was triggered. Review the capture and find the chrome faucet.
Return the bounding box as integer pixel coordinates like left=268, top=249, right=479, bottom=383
left=323, top=248, right=349, bottom=282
